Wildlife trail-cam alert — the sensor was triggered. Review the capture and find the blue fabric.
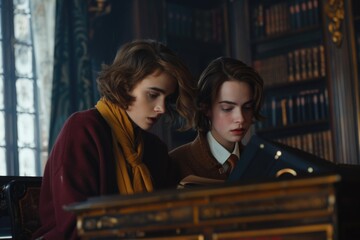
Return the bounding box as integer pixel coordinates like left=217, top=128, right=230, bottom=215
left=49, top=0, right=95, bottom=151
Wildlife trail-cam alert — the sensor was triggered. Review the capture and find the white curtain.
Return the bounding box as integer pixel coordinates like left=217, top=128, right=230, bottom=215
left=30, top=0, right=55, bottom=173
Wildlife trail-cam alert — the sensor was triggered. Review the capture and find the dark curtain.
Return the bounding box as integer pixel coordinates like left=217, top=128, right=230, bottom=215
left=48, top=0, right=94, bottom=151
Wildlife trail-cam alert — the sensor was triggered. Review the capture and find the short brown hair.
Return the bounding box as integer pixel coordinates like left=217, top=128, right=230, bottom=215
left=97, top=39, right=196, bottom=130
left=195, top=57, right=264, bottom=132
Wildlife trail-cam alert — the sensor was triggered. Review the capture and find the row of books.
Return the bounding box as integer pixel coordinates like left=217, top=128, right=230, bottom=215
left=274, top=130, right=333, bottom=162
left=167, top=3, right=224, bottom=43
left=253, top=45, right=326, bottom=86
left=257, top=88, right=329, bottom=129
left=252, top=0, right=320, bottom=39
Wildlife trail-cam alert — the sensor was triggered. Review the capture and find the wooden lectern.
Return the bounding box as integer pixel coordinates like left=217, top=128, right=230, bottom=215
left=65, top=173, right=360, bottom=240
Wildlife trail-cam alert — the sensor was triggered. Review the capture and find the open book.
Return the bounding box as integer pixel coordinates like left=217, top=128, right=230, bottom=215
left=177, top=175, right=225, bottom=189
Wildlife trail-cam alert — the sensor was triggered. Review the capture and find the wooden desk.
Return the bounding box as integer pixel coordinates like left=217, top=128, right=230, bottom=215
left=65, top=174, right=360, bottom=240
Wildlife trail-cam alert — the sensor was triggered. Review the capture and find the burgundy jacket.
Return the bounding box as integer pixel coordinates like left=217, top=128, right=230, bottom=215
left=33, top=109, right=179, bottom=240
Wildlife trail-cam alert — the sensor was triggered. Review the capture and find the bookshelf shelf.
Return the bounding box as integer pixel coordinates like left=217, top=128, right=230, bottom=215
left=258, top=119, right=329, bottom=138
left=253, top=27, right=323, bottom=58
left=264, top=77, right=326, bottom=93
left=243, top=0, right=335, bottom=161
left=253, top=25, right=322, bottom=49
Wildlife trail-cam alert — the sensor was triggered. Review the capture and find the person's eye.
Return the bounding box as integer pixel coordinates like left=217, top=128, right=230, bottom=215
left=221, top=106, right=233, bottom=112
left=148, top=91, right=159, bottom=99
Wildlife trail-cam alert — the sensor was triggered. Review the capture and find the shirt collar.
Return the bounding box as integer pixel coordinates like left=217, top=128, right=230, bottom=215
left=207, top=131, right=240, bottom=165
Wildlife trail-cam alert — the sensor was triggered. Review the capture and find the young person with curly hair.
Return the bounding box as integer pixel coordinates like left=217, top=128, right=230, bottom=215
left=33, top=39, right=196, bottom=239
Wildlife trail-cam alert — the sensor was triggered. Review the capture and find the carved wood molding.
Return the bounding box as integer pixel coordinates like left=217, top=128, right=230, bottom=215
left=325, top=0, right=345, bottom=47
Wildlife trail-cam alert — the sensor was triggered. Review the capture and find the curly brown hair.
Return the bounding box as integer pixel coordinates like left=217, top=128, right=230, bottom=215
left=195, top=57, right=264, bottom=132
left=97, top=39, right=196, bottom=130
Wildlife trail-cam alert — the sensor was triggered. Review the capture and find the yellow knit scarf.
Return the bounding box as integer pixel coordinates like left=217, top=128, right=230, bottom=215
left=95, top=98, right=154, bottom=194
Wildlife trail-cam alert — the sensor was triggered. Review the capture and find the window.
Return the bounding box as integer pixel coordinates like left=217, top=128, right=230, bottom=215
left=0, top=0, right=50, bottom=176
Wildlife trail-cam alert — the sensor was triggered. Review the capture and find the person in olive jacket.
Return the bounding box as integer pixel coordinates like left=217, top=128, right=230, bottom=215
left=33, top=39, right=196, bottom=240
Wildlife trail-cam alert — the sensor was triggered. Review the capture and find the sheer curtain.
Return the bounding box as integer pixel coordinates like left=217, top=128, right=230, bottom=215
left=30, top=0, right=55, bottom=173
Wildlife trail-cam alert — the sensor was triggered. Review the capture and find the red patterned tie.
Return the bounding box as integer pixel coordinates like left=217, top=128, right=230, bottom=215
left=225, top=154, right=238, bottom=175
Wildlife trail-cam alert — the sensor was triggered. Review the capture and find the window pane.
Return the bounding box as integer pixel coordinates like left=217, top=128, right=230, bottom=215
left=0, top=147, right=6, bottom=175
left=16, top=78, right=34, bottom=112
left=15, top=44, right=33, bottom=78
left=0, top=42, right=3, bottom=73
left=19, top=148, right=36, bottom=176
left=0, top=7, right=2, bottom=37
left=13, top=0, right=30, bottom=13
left=17, top=113, right=35, bottom=147
left=14, top=13, right=31, bottom=43
left=0, top=111, right=4, bottom=145
left=0, top=75, right=3, bottom=108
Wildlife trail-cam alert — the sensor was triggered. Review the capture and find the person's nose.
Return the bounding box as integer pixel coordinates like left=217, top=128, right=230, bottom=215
left=234, top=109, right=245, bottom=124
left=154, top=100, right=165, bottom=114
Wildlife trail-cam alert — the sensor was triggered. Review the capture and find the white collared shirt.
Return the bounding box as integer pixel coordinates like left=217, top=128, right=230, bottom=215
left=207, top=131, right=240, bottom=166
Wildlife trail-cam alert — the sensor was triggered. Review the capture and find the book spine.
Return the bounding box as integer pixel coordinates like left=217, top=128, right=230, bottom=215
left=319, top=90, right=326, bottom=120
left=307, top=0, right=314, bottom=26
left=288, top=52, right=295, bottom=82
left=281, top=98, right=288, bottom=126
left=306, top=48, right=313, bottom=79
left=265, top=7, right=271, bottom=36
left=313, top=0, right=319, bottom=25
left=294, top=50, right=301, bottom=81
left=289, top=1, right=296, bottom=30
left=324, top=88, right=329, bottom=118
left=300, top=94, right=306, bottom=121
left=294, top=0, right=302, bottom=29
left=312, top=46, right=320, bottom=78
left=313, top=91, right=320, bottom=120
left=287, top=95, right=294, bottom=125
left=326, top=130, right=334, bottom=162
left=319, top=45, right=326, bottom=77
left=300, top=0, right=308, bottom=28
left=300, top=48, right=307, bottom=80
left=294, top=95, right=300, bottom=123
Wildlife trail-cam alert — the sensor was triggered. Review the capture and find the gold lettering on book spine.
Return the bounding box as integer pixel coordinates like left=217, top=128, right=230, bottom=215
left=325, top=0, right=344, bottom=47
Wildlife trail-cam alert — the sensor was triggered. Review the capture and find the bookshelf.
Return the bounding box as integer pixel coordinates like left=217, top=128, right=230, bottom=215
left=228, top=0, right=360, bottom=164
left=163, top=0, right=230, bottom=78
left=87, top=0, right=360, bottom=164
left=159, top=0, right=231, bottom=150
left=246, top=0, right=334, bottom=162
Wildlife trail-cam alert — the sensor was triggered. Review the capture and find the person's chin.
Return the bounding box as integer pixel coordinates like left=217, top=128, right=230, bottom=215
left=141, top=120, right=155, bottom=131
left=229, top=135, right=243, bottom=143
left=139, top=124, right=151, bottom=131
